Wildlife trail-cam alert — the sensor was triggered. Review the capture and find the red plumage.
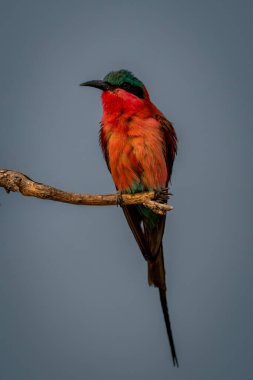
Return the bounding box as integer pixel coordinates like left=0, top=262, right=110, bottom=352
left=100, top=87, right=177, bottom=192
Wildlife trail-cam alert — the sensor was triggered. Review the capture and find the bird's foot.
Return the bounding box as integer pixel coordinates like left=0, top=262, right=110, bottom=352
left=116, top=191, right=124, bottom=207
left=154, top=188, right=171, bottom=204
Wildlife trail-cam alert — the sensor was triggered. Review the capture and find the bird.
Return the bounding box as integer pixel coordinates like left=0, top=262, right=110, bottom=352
left=80, top=69, right=178, bottom=366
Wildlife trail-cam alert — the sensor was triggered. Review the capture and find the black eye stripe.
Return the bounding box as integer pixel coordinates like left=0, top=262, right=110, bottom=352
left=118, top=82, right=145, bottom=99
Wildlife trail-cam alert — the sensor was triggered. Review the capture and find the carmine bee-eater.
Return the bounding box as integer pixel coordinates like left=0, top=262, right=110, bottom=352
left=80, top=69, right=178, bottom=366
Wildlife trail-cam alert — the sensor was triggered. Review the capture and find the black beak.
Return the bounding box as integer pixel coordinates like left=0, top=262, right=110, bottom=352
left=80, top=80, right=113, bottom=91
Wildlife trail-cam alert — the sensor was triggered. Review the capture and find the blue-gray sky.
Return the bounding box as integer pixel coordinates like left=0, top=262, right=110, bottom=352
left=0, top=0, right=253, bottom=379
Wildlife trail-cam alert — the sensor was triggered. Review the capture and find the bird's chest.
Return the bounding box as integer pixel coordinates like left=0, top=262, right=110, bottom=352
left=101, top=116, right=167, bottom=191
left=104, top=120, right=144, bottom=190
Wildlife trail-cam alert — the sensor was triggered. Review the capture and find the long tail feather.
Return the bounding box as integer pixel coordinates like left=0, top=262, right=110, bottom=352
left=148, top=246, right=179, bottom=366
left=159, top=288, right=179, bottom=367
left=123, top=206, right=179, bottom=366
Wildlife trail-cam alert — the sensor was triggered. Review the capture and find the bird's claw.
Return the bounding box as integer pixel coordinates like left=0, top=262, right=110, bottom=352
left=154, top=188, right=171, bottom=203
left=116, top=192, right=124, bottom=207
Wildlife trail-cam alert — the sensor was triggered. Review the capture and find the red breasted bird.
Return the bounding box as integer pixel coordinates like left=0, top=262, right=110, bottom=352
left=80, top=70, right=178, bottom=366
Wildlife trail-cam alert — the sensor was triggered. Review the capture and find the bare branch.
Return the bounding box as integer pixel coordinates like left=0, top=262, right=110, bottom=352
left=0, top=169, right=173, bottom=215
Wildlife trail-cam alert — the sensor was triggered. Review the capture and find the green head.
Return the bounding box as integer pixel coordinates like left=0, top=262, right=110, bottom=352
left=80, top=69, right=145, bottom=99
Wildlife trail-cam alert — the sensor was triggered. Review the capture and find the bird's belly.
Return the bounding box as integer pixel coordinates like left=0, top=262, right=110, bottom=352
left=107, top=128, right=168, bottom=192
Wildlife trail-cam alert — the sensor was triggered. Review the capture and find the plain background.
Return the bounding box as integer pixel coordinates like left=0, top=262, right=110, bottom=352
left=0, top=0, right=253, bottom=379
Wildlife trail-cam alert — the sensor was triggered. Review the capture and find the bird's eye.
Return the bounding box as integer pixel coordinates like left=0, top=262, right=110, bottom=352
left=122, top=82, right=128, bottom=88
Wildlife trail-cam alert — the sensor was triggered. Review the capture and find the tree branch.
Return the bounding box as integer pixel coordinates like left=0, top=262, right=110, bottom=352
left=0, top=170, right=173, bottom=215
